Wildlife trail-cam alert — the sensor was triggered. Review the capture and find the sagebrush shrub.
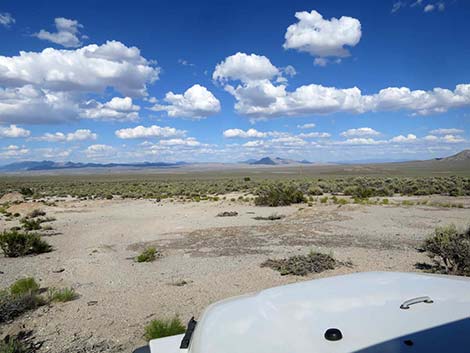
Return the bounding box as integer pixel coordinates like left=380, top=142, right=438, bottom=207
left=27, top=209, right=46, bottom=218
left=255, top=184, right=305, bottom=207
left=421, top=224, right=470, bottom=276
left=0, top=230, right=52, bottom=257
left=261, top=251, right=337, bottom=276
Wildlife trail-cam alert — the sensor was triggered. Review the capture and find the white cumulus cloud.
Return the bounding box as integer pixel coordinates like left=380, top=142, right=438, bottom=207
left=0, top=124, right=30, bottom=138
left=424, top=4, right=435, bottom=12
left=243, top=140, right=265, bottom=148
left=297, top=123, right=316, bottom=129
left=0, top=13, right=15, bottom=27
left=0, top=144, right=29, bottom=157
left=441, top=134, right=465, bottom=143
left=215, top=52, right=470, bottom=119
left=283, top=10, right=361, bottom=60
left=115, top=125, right=186, bottom=139
left=151, top=84, right=220, bottom=119
left=298, top=132, right=331, bottom=138
left=0, top=41, right=159, bottom=124
left=85, top=144, right=115, bottom=158
left=213, top=52, right=280, bottom=83
left=80, top=97, right=140, bottom=121
left=223, top=128, right=268, bottom=138
left=34, top=18, right=85, bottom=48
left=340, top=127, right=381, bottom=137
left=0, top=41, right=159, bottom=96
left=37, top=129, right=97, bottom=142
left=0, top=86, right=77, bottom=124
left=430, top=128, right=464, bottom=135
left=223, top=77, right=470, bottom=119
left=159, top=138, right=201, bottom=146
left=390, top=134, right=417, bottom=143
left=337, top=138, right=385, bottom=145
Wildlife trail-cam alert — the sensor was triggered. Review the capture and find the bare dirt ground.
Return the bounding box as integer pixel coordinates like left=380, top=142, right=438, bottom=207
left=1, top=195, right=469, bottom=352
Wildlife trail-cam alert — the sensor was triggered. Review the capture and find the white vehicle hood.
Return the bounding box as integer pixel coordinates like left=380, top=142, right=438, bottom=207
left=184, top=272, right=470, bottom=353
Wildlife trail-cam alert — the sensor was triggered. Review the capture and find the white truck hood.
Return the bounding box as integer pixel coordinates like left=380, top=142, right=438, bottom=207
left=150, top=272, right=470, bottom=353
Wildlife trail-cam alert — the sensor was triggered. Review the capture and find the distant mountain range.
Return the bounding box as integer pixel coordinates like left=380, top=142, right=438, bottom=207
left=0, top=160, right=187, bottom=172
left=0, top=150, right=468, bottom=172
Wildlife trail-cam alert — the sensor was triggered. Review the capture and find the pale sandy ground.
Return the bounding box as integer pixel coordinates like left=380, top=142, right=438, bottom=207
left=0, top=195, right=469, bottom=352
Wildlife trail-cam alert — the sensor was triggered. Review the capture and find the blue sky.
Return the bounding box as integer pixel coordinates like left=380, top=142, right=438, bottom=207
left=0, top=0, right=469, bottom=163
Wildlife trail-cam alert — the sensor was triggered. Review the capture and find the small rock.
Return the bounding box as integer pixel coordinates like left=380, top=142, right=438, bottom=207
left=87, top=300, right=98, bottom=306
left=52, top=268, right=65, bottom=273
left=217, top=211, right=238, bottom=217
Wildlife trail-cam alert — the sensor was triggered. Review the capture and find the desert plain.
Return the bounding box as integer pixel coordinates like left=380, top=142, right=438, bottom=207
left=0, top=188, right=469, bottom=352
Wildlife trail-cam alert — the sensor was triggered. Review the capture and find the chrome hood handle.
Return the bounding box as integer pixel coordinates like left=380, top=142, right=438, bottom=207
left=400, top=296, right=434, bottom=309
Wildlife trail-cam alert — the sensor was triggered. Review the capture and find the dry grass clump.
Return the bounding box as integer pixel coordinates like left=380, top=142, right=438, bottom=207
left=261, top=251, right=337, bottom=276
left=144, top=317, right=186, bottom=340
left=48, top=287, right=77, bottom=302
left=0, top=230, right=52, bottom=257
left=420, top=224, right=470, bottom=276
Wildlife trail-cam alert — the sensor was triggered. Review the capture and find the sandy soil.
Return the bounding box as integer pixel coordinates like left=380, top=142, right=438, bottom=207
left=0, top=196, right=469, bottom=352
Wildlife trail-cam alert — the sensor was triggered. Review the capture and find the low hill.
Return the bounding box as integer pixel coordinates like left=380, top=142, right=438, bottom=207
left=438, top=149, right=470, bottom=162
left=250, top=157, right=312, bottom=165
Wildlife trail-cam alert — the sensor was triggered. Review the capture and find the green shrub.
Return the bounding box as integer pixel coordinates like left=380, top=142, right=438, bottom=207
left=19, top=218, right=42, bottom=231
left=10, top=278, right=39, bottom=297
left=421, top=224, right=470, bottom=276
left=352, top=186, right=373, bottom=199
left=0, top=230, right=52, bottom=257
left=136, top=247, right=157, bottom=263
left=144, top=317, right=186, bottom=340
left=255, top=184, right=305, bottom=207
left=48, top=287, right=77, bottom=302
left=261, top=251, right=337, bottom=276
left=320, top=196, right=328, bottom=204
left=20, top=216, right=55, bottom=231
left=308, top=186, right=323, bottom=196
left=27, top=209, right=46, bottom=218
left=19, top=187, right=33, bottom=197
